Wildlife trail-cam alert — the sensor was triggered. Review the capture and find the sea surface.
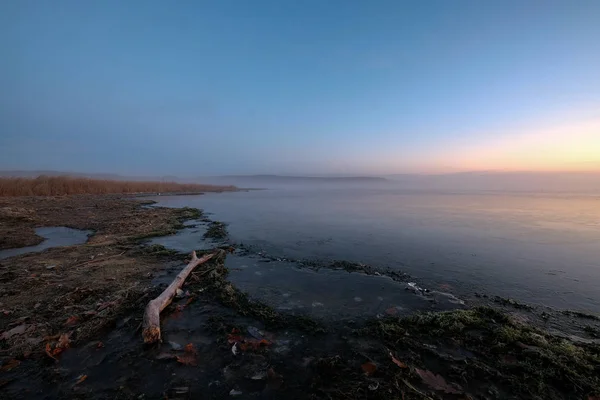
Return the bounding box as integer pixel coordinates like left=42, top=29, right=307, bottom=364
left=148, top=187, right=600, bottom=313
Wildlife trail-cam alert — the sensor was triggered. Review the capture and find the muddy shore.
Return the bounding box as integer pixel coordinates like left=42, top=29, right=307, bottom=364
left=1, top=195, right=599, bottom=399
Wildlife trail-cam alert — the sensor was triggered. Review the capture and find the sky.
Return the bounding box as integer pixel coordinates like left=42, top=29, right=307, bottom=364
left=1, top=0, right=599, bottom=176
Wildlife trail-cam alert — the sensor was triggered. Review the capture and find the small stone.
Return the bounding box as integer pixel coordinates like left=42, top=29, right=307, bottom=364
left=251, top=371, right=267, bottom=380
left=168, top=341, right=182, bottom=350
left=0, top=324, right=31, bottom=340
left=302, top=357, right=314, bottom=367
left=247, top=326, right=263, bottom=340
left=273, top=345, right=290, bottom=354
left=156, top=353, right=176, bottom=360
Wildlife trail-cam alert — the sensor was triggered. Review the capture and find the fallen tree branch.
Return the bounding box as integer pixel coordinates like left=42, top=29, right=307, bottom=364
left=142, top=250, right=217, bottom=343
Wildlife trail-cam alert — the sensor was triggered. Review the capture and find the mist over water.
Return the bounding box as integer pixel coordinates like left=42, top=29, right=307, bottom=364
left=149, top=179, right=600, bottom=313
left=201, top=172, right=600, bottom=194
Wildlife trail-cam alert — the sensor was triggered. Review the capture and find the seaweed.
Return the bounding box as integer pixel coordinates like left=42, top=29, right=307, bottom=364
left=204, top=221, right=229, bottom=240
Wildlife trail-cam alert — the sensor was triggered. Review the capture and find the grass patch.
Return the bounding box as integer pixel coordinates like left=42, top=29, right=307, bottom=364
left=142, top=244, right=179, bottom=257
left=493, top=295, right=534, bottom=310
left=174, top=206, right=203, bottom=220
left=358, top=307, right=600, bottom=399
left=131, top=207, right=204, bottom=242
left=131, top=228, right=178, bottom=241
left=204, top=221, right=229, bottom=240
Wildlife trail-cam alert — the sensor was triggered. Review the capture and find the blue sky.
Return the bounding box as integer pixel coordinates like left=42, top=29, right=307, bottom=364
left=1, top=0, right=599, bottom=176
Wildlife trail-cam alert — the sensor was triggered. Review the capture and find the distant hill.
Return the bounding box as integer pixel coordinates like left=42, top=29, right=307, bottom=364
left=194, top=174, right=390, bottom=188
left=213, top=175, right=387, bottom=182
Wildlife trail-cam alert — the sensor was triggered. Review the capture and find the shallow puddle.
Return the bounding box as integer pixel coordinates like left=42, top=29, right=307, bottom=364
left=0, top=226, right=92, bottom=260
left=226, top=255, right=464, bottom=319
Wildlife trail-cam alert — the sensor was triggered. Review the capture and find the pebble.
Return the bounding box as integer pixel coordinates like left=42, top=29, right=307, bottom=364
left=168, top=341, right=182, bottom=350
left=247, top=326, right=263, bottom=339
left=251, top=371, right=267, bottom=380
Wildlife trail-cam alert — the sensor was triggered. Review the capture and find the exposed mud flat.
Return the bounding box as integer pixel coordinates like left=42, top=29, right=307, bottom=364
left=1, top=195, right=599, bottom=399
left=0, top=195, right=202, bottom=358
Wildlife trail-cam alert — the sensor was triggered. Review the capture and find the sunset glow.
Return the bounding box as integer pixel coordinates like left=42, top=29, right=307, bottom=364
left=452, top=118, right=600, bottom=172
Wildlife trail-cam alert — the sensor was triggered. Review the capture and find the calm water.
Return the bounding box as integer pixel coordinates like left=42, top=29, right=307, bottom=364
left=149, top=188, right=600, bottom=313
left=0, top=226, right=91, bottom=260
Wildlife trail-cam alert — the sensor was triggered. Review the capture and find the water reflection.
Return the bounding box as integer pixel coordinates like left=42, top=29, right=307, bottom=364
left=0, top=227, right=92, bottom=260
left=147, top=188, right=600, bottom=312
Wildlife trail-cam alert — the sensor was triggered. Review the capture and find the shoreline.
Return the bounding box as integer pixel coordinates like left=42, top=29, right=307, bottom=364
left=0, top=194, right=599, bottom=399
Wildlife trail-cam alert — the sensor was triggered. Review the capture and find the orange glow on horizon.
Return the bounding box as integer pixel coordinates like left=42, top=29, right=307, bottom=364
left=336, top=116, right=600, bottom=175
left=448, top=118, right=600, bottom=173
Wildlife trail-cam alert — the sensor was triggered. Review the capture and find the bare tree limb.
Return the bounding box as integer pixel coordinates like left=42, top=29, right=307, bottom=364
left=142, top=251, right=216, bottom=343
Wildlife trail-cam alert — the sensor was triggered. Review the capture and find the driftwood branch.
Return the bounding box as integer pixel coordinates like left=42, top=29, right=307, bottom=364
left=142, top=251, right=216, bottom=343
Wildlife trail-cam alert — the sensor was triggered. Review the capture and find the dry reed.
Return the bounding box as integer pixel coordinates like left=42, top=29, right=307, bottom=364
left=0, top=176, right=235, bottom=197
